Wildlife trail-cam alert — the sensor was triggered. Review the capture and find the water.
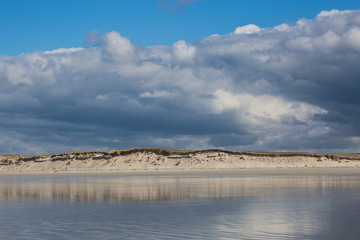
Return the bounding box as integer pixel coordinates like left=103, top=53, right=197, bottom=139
left=1, top=173, right=360, bottom=239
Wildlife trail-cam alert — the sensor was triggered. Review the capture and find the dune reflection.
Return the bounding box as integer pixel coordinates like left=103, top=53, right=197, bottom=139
left=1, top=175, right=360, bottom=202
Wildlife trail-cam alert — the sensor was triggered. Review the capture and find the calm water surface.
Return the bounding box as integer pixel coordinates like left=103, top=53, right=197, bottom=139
left=1, top=173, right=360, bottom=240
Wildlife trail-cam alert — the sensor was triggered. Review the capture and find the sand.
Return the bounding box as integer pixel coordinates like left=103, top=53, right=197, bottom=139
left=1, top=148, right=360, bottom=175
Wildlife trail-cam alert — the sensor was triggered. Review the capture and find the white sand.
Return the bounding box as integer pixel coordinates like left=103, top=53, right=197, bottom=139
left=1, top=149, right=360, bottom=175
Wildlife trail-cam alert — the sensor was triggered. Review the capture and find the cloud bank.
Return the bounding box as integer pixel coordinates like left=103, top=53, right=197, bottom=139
left=1, top=9, right=360, bottom=155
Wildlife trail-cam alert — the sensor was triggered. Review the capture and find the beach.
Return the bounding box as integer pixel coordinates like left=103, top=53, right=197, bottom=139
left=1, top=148, right=360, bottom=175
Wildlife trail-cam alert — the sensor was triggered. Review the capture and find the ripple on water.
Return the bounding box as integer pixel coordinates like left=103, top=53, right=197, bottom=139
left=1, top=174, right=360, bottom=240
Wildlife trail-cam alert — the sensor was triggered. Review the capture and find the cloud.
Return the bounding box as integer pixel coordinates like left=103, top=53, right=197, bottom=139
left=1, top=9, right=360, bottom=155
left=344, top=27, right=360, bottom=51
left=172, top=40, right=196, bottom=64
left=234, top=24, right=261, bottom=35
left=139, top=90, right=179, bottom=99
left=102, top=31, right=136, bottom=63
left=44, top=47, right=84, bottom=55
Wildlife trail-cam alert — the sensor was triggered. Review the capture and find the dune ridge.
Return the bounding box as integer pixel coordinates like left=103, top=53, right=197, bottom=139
left=1, top=148, right=360, bottom=173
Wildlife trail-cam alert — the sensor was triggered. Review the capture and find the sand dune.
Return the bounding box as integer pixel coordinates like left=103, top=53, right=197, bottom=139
left=1, top=148, right=360, bottom=174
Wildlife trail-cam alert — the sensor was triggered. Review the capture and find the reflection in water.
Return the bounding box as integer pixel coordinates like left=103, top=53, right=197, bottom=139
left=1, top=174, right=360, bottom=240
left=1, top=174, right=360, bottom=202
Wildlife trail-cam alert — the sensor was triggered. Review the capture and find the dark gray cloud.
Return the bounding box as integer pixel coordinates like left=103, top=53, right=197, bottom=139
left=1, top=10, right=360, bottom=155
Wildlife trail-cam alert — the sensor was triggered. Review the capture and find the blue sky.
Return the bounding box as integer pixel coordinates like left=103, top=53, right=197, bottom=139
left=1, top=0, right=360, bottom=155
left=1, top=0, right=360, bottom=56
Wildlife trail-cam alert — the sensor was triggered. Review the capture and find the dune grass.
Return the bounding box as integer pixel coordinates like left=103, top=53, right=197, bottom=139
left=1, top=148, right=360, bottom=161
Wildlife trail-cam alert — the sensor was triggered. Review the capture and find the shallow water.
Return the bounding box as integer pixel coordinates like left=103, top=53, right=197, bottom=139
left=1, top=174, right=360, bottom=239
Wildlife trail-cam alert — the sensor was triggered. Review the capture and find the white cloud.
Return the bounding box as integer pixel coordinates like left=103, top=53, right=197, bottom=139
left=211, top=89, right=327, bottom=128
left=313, top=31, right=340, bottom=49
left=317, top=9, right=353, bottom=18
left=95, top=95, right=109, bottom=101
left=172, top=40, right=196, bottom=64
left=274, top=23, right=290, bottom=32
left=344, top=27, right=360, bottom=51
left=139, top=90, right=179, bottom=99
left=1, top=52, right=59, bottom=85
left=234, top=24, right=261, bottom=34
left=103, top=31, right=136, bottom=63
left=44, top=47, right=84, bottom=54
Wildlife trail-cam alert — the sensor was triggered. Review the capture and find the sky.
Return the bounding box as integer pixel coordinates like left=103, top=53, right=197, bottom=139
left=1, top=0, right=360, bottom=155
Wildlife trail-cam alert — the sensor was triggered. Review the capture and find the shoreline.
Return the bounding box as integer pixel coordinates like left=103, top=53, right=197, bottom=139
left=2, top=167, right=360, bottom=176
